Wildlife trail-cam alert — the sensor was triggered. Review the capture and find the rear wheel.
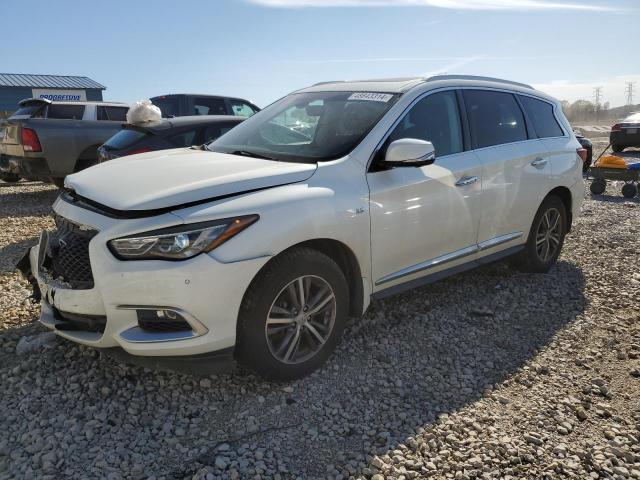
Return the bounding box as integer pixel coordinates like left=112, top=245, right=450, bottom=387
left=622, top=182, right=638, bottom=198
left=510, top=195, right=566, bottom=273
left=590, top=178, right=606, bottom=195
left=611, top=144, right=624, bottom=153
left=50, top=177, right=65, bottom=189
left=236, top=247, right=349, bottom=380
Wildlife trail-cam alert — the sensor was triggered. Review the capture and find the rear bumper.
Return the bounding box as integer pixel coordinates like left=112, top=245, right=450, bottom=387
left=610, top=131, right=640, bottom=148
left=2, top=155, right=52, bottom=180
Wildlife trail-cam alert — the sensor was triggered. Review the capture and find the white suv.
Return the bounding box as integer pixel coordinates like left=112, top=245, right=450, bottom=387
left=23, top=75, right=584, bottom=379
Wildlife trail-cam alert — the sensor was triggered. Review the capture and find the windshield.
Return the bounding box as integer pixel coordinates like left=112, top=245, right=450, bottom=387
left=207, top=91, right=399, bottom=162
left=10, top=104, right=45, bottom=118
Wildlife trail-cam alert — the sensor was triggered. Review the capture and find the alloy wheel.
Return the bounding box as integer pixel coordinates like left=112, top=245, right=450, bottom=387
left=265, top=275, right=336, bottom=364
left=535, top=207, right=562, bottom=262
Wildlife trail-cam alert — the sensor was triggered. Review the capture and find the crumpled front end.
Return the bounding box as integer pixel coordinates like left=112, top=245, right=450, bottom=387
left=21, top=197, right=270, bottom=360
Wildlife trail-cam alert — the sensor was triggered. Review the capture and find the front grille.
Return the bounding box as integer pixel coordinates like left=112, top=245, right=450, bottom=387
left=45, top=215, right=98, bottom=289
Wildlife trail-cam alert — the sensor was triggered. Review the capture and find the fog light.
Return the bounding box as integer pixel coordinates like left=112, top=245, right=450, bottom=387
left=156, top=309, right=178, bottom=320
left=136, top=309, right=191, bottom=332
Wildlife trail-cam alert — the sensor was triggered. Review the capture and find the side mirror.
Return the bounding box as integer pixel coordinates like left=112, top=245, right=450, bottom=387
left=384, top=138, right=435, bottom=167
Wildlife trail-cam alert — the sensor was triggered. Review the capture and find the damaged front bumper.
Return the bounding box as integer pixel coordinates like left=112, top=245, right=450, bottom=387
left=15, top=203, right=270, bottom=373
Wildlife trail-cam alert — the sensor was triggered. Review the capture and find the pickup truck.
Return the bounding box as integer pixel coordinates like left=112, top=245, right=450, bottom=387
left=0, top=98, right=129, bottom=186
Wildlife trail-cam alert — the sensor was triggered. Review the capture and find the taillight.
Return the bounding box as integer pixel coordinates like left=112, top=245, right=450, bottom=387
left=611, top=123, right=621, bottom=132
left=125, top=147, right=152, bottom=156
left=21, top=128, right=42, bottom=152
left=577, top=148, right=588, bottom=162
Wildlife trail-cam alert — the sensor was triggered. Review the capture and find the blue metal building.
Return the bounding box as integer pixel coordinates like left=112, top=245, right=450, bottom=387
left=0, top=73, right=106, bottom=117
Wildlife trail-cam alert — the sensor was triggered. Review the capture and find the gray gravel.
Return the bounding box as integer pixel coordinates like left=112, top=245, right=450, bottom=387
left=1, top=153, right=639, bottom=479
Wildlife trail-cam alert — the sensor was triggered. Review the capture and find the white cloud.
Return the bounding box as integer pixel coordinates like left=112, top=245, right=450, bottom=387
left=245, top=0, right=618, bottom=12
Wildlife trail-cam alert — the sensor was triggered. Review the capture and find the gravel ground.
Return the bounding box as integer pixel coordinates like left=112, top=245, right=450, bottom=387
left=1, top=148, right=639, bottom=479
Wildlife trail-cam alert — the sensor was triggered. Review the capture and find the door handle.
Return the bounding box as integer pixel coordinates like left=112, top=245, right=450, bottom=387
left=455, top=176, right=479, bottom=187
left=531, top=157, right=547, bottom=168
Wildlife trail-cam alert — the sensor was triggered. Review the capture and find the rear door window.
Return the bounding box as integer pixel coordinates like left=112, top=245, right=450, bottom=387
left=152, top=96, right=181, bottom=117
left=463, top=90, right=527, bottom=148
left=518, top=96, right=564, bottom=138
left=46, top=104, right=85, bottom=120
left=194, top=97, right=227, bottom=116
left=230, top=100, right=257, bottom=118
left=166, top=129, right=200, bottom=147
left=97, top=106, right=128, bottom=121
left=11, top=104, right=45, bottom=118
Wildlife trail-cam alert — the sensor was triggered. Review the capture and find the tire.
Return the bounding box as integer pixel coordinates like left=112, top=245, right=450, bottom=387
left=590, top=178, right=606, bottom=195
left=236, top=247, right=349, bottom=380
left=510, top=195, right=567, bottom=273
left=50, top=177, right=65, bottom=189
left=611, top=144, right=624, bottom=153
left=622, top=183, right=638, bottom=199
left=0, top=171, right=20, bottom=183
left=75, top=157, right=98, bottom=172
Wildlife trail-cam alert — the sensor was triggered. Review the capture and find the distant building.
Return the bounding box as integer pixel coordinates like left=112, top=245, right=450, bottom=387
left=0, top=73, right=106, bottom=118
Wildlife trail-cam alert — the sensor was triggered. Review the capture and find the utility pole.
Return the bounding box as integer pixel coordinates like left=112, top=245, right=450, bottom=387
left=593, top=87, right=603, bottom=121
left=625, top=81, right=636, bottom=107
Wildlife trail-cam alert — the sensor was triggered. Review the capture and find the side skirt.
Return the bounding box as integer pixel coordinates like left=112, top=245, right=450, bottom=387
left=371, top=244, right=524, bottom=300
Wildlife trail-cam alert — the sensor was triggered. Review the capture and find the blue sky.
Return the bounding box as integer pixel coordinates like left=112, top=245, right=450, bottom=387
left=2, top=0, right=638, bottom=107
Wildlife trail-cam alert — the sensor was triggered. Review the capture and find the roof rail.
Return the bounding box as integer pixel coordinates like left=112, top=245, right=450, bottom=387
left=426, top=75, right=533, bottom=90
left=312, top=80, right=345, bottom=86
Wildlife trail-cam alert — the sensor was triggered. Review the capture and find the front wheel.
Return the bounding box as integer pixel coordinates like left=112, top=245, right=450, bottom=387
left=622, top=182, right=638, bottom=198
left=510, top=195, right=567, bottom=273
left=611, top=144, right=624, bottom=153
left=235, top=247, right=349, bottom=380
left=50, top=177, right=65, bottom=189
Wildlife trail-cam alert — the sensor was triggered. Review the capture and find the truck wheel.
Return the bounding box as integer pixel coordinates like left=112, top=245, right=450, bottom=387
left=590, top=178, right=606, bottom=195
left=509, top=195, right=566, bottom=274
left=0, top=172, right=20, bottom=183
left=236, top=247, right=349, bottom=380
left=50, top=177, right=65, bottom=189
left=622, top=183, right=638, bottom=198
left=611, top=144, right=624, bottom=153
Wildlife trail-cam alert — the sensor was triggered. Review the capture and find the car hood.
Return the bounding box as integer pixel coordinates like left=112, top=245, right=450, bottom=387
left=65, top=148, right=317, bottom=211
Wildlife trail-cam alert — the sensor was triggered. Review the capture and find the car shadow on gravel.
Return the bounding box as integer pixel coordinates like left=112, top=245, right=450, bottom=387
left=0, top=237, right=37, bottom=273
left=586, top=193, right=640, bottom=205
left=0, top=187, right=58, bottom=218
left=0, top=258, right=587, bottom=479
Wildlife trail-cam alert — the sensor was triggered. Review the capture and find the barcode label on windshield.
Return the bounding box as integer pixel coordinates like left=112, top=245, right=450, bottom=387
left=348, top=92, right=394, bottom=102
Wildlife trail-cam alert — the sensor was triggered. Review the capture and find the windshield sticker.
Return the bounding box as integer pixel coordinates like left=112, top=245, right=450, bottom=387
left=348, top=92, right=394, bottom=103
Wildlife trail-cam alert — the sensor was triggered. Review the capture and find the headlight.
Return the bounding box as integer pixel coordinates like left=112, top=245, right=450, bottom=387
left=108, top=215, right=259, bottom=260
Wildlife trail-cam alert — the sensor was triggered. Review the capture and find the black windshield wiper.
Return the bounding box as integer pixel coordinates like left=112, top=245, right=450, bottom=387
left=229, top=150, right=275, bottom=160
